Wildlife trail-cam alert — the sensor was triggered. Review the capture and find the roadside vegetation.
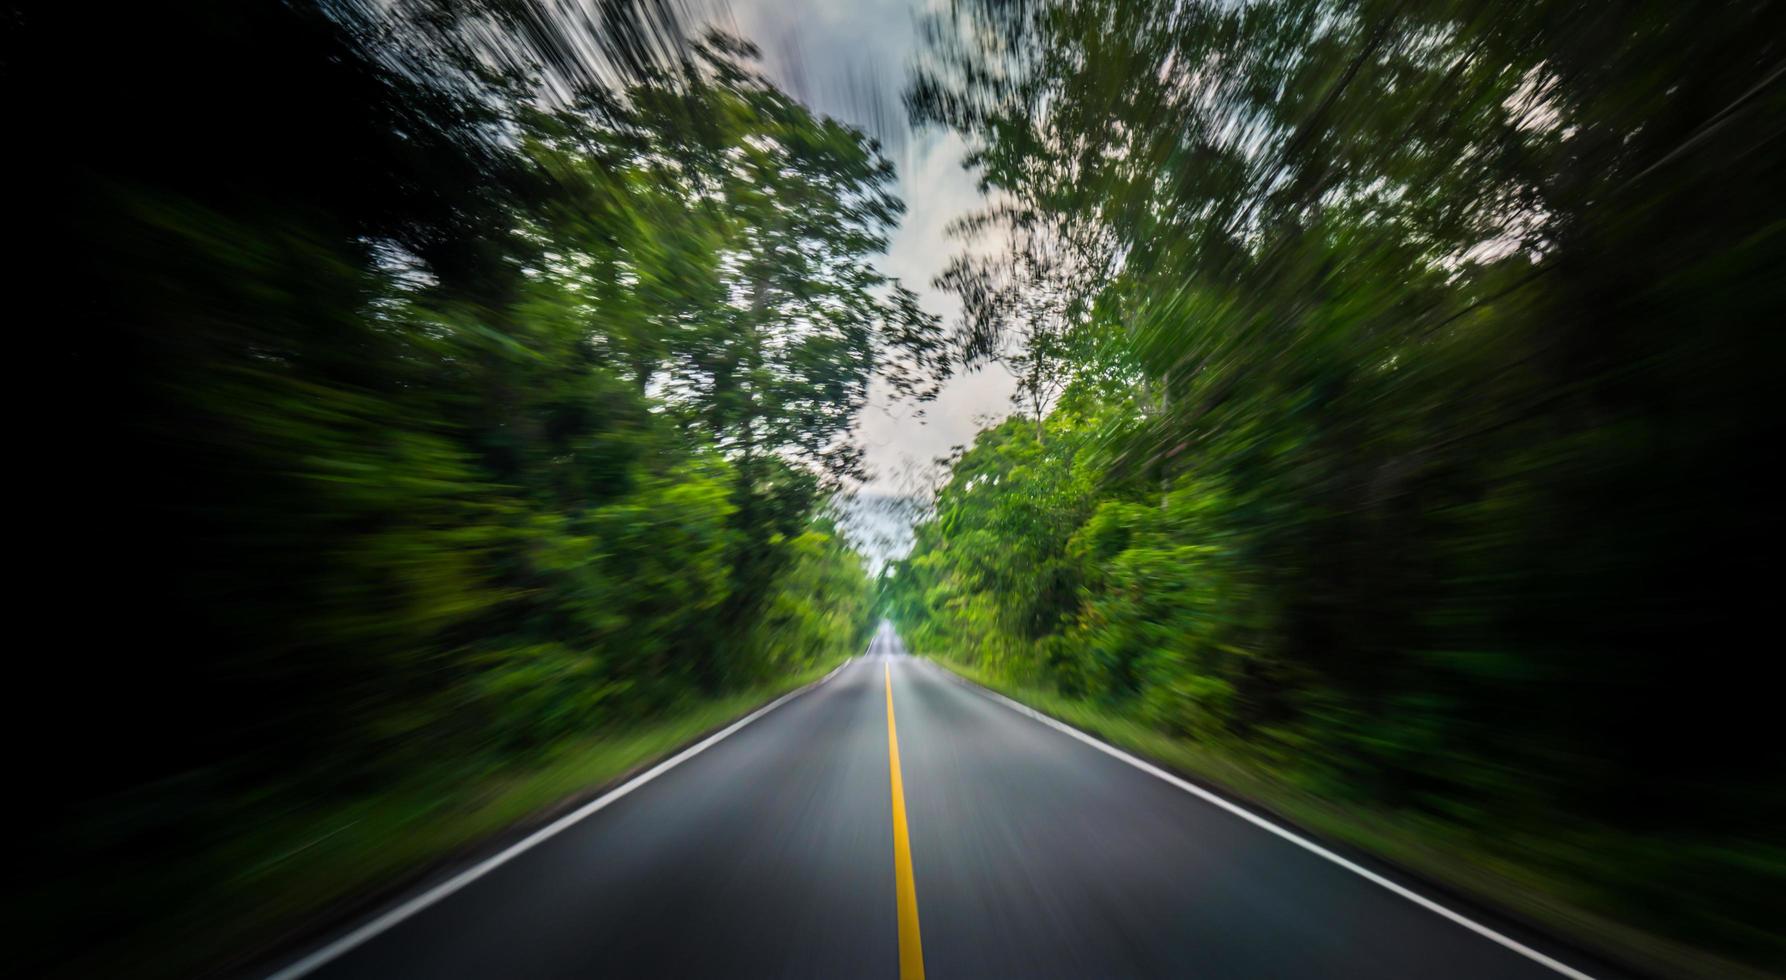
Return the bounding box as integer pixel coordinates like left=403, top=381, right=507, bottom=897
left=16, top=3, right=918, bottom=976
left=887, top=1, right=1785, bottom=976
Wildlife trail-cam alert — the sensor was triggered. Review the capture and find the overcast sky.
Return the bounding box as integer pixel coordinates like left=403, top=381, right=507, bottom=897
left=713, top=0, right=1018, bottom=499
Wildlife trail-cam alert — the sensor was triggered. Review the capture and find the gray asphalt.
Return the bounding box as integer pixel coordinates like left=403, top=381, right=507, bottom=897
left=289, top=623, right=1612, bottom=979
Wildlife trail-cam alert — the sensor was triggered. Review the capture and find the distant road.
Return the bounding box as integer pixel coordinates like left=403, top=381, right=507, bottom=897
left=269, top=624, right=1618, bottom=979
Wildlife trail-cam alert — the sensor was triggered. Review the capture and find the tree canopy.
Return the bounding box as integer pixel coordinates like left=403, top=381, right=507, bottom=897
left=890, top=0, right=1786, bottom=972
left=12, top=3, right=923, bottom=973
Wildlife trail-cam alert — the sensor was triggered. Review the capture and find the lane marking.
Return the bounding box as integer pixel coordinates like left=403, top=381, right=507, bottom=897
left=924, top=661, right=1597, bottom=980
left=264, top=657, right=858, bottom=980
left=884, top=662, right=927, bottom=980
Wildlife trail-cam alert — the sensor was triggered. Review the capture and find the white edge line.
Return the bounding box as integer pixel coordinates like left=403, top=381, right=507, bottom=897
left=925, top=661, right=1598, bottom=980
left=264, top=656, right=857, bottom=980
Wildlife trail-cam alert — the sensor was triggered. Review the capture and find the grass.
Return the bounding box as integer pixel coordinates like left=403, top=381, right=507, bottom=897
left=52, top=659, right=845, bottom=980
left=925, top=655, right=1779, bottom=980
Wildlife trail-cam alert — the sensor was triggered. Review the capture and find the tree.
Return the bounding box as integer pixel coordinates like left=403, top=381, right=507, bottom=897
left=12, top=4, right=898, bottom=973
left=897, top=0, right=1786, bottom=970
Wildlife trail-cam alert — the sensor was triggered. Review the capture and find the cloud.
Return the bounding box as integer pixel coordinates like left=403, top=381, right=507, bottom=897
left=713, top=0, right=1018, bottom=494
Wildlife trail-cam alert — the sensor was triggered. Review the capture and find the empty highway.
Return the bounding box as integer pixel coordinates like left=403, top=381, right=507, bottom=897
left=268, top=624, right=1615, bottom=979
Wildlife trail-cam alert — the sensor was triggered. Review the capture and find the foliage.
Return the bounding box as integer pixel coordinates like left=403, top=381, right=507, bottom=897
left=893, top=0, right=1786, bottom=972
left=12, top=2, right=900, bottom=974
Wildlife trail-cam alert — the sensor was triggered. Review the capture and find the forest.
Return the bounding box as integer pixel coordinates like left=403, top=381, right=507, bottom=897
left=887, top=0, right=1785, bottom=974
left=13, top=2, right=929, bottom=975
left=11, top=0, right=1786, bottom=975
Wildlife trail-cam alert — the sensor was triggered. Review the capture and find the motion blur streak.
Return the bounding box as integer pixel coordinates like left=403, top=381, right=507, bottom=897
left=9, top=0, right=1785, bottom=976
left=951, top=673, right=1596, bottom=980
left=892, top=0, right=1786, bottom=975
left=13, top=0, right=929, bottom=975
left=269, top=628, right=1604, bottom=979
left=263, top=659, right=852, bottom=980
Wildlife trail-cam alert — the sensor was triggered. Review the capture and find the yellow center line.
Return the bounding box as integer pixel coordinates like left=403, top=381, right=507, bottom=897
left=885, top=662, right=926, bottom=980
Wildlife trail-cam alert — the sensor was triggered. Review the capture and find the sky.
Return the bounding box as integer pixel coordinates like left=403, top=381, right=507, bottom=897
left=714, top=0, right=1018, bottom=502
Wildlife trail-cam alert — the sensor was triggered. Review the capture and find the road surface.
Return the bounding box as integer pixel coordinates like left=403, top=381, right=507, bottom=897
left=271, top=624, right=1615, bottom=979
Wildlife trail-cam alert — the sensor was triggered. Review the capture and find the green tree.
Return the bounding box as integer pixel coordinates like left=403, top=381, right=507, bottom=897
left=896, top=0, right=1786, bottom=970
left=14, top=4, right=902, bottom=974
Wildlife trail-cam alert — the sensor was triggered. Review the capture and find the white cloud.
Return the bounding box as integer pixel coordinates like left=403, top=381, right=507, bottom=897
left=713, top=0, right=1018, bottom=494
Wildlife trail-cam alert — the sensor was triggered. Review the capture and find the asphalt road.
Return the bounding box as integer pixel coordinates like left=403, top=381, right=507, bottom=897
left=276, top=623, right=1613, bottom=979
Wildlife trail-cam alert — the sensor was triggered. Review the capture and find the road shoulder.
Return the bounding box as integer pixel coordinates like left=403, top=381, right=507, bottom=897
left=915, top=655, right=1766, bottom=980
